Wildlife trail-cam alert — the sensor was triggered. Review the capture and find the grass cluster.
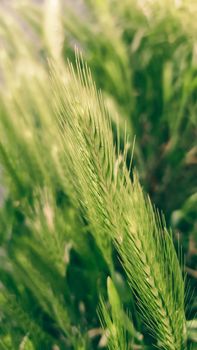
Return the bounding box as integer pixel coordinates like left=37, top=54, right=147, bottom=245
left=0, top=1, right=196, bottom=349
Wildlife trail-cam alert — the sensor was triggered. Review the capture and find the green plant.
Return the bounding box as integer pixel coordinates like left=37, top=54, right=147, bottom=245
left=0, top=1, right=196, bottom=349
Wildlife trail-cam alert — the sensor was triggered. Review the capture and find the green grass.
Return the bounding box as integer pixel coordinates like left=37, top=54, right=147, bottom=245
left=0, top=1, right=196, bottom=349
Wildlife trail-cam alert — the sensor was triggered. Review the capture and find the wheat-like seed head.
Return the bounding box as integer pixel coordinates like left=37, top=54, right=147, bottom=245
left=51, top=54, right=186, bottom=349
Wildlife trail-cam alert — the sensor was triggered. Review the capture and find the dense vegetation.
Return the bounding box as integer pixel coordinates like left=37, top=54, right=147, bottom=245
left=0, top=1, right=196, bottom=349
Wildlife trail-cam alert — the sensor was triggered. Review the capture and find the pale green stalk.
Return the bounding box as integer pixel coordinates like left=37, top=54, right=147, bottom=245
left=51, top=55, right=186, bottom=349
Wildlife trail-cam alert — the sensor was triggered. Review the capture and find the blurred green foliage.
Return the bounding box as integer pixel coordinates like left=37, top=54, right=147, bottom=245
left=0, top=0, right=196, bottom=349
